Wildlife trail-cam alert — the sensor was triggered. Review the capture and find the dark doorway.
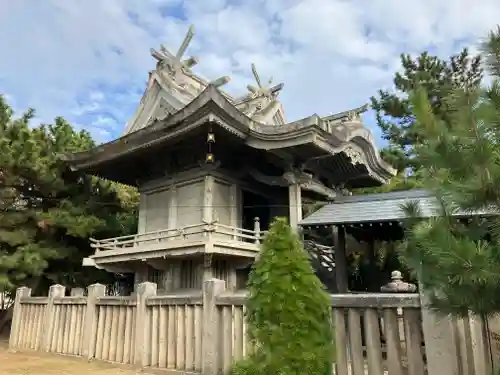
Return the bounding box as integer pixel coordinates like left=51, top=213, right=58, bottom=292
left=242, top=189, right=271, bottom=234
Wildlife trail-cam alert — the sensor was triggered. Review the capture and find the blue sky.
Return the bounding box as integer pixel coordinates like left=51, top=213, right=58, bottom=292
left=0, top=0, right=498, bottom=146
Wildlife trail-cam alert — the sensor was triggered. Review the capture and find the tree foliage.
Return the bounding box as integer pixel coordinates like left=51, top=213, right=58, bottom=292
left=399, top=26, right=500, bottom=317
left=370, top=48, right=483, bottom=178
left=0, top=96, right=138, bottom=295
left=231, top=218, right=333, bottom=375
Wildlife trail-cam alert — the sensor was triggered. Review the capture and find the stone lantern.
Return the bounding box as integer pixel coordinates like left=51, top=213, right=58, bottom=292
left=380, top=270, right=417, bottom=293
left=380, top=270, right=417, bottom=347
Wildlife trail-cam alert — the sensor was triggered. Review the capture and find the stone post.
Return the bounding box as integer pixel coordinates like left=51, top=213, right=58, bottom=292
left=202, top=278, right=226, bottom=375
left=465, top=312, right=491, bottom=375
left=82, top=283, right=106, bottom=359
left=134, top=281, right=157, bottom=367
left=420, top=290, right=461, bottom=375
left=9, top=286, right=31, bottom=349
left=42, top=284, right=66, bottom=352
left=380, top=271, right=417, bottom=359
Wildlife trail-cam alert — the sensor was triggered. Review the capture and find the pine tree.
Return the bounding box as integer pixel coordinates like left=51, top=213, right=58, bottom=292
left=0, top=97, right=138, bottom=297
left=231, top=218, right=333, bottom=375
left=399, top=26, right=500, bottom=316
left=370, top=49, right=483, bottom=183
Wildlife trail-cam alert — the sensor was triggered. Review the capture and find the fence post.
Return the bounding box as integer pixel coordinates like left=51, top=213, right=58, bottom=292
left=467, top=312, right=492, bottom=375
left=42, top=284, right=66, bottom=352
left=8, top=286, right=31, bottom=350
left=420, top=289, right=460, bottom=375
left=134, top=281, right=157, bottom=367
left=202, top=278, right=226, bottom=375
left=82, top=283, right=106, bottom=359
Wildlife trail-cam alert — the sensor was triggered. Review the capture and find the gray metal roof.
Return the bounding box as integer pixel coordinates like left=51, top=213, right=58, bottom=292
left=299, top=189, right=489, bottom=226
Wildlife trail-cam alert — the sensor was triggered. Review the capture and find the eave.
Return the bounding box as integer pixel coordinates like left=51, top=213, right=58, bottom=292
left=63, top=85, right=395, bottom=185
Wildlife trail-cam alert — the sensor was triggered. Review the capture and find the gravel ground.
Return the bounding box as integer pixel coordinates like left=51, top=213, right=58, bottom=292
left=0, top=340, right=142, bottom=375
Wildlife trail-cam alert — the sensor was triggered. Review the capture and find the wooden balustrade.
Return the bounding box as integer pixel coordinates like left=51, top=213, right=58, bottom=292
left=90, top=220, right=266, bottom=252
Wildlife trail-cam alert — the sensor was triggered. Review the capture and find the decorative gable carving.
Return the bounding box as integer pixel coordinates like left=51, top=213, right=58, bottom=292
left=153, top=98, right=174, bottom=120
left=123, top=25, right=231, bottom=136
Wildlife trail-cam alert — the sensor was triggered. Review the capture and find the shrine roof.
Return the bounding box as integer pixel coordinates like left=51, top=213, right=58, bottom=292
left=299, top=189, right=494, bottom=226
left=62, top=84, right=396, bottom=184
left=62, top=25, right=397, bottom=188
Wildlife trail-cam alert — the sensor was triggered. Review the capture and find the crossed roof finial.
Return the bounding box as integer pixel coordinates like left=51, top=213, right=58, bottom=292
left=246, top=63, right=274, bottom=99
left=150, top=25, right=199, bottom=80
left=150, top=25, right=230, bottom=88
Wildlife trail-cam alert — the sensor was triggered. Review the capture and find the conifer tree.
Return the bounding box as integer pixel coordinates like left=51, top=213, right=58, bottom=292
left=400, top=26, right=500, bottom=316
left=371, top=49, right=483, bottom=174
left=356, top=48, right=483, bottom=196
left=231, top=218, right=333, bottom=375
left=0, top=97, right=138, bottom=297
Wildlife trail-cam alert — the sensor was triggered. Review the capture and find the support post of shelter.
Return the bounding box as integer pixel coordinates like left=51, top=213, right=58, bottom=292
left=334, top=225, right=348, bottom=293
left=288, top=183, right=302, bottom=232
left=367, top=239, right=378, bottom=292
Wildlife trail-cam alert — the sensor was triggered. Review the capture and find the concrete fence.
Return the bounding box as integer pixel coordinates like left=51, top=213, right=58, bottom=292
left=8, top=279, right=495, bottom=375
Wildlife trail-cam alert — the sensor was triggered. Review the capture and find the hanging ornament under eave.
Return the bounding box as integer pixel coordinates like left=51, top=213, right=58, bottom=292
left=205, top=127, right=215, bottom=163
left=207, top=131, right=215, bottom=143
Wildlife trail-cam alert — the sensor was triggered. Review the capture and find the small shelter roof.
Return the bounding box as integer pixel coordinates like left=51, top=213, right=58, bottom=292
left=299, top=189, right=494, bottom=226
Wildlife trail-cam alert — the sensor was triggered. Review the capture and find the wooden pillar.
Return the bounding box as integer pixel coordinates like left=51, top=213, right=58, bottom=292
left=138, top=193, right=147, bottom=234
left=203, top=175, right=214, bottom=224
left=134, top=262, right=149, bottom=292
left=334, top=225, right=349, bottom=293
left=288, top=183, right=302, bottom=232
left=203, top=254, right=213, bottom=281
left=229, top=184, right=238, bottom=240
left=367, top=239, right=377, bottom=292
left=227, top=266, right=237, bottom=291
left=167, top=186, right=177, bottom=232
left=164, top=262, right=174, bottom=292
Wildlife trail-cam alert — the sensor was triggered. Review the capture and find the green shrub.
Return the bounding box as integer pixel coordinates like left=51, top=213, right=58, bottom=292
left=231, top=217, right=334, bottom=375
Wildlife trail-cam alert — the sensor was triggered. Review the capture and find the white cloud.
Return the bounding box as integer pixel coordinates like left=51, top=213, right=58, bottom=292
left=0, top=0, right=498, bottom=144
